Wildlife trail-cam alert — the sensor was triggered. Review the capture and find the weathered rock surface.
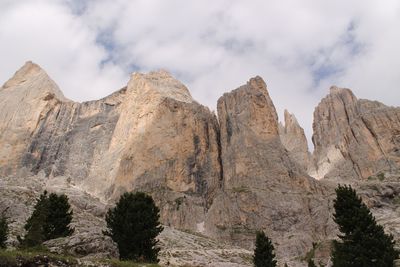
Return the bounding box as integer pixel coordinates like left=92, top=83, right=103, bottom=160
left=0, top=62, right=68, bottom=175
left=279, top=110, right=312, bottom=172
left=1, top=62, right=400, bottom=266
left=0, top=172, right=254, bottom=266
left=0, top=62, right=221, bottom=232
left=205, top=77, right=335, bottom=265
left=311, top=86, right=400, bottom=180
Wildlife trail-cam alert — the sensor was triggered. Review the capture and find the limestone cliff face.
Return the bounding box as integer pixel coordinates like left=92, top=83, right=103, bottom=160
left=0, top=62, right=221, bottom=231
left=205, top=77, right=334, bottom=261
left=2, top=62, right=399, bottom=266
left=0, top=62, right=68, bottom=175
left=279, top=110, right=312, bottom=172
left=311, top=86, right=400, bottom=180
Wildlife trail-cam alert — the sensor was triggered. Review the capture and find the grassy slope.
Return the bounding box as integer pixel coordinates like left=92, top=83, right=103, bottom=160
left=0, top=248, right=160, bottom=267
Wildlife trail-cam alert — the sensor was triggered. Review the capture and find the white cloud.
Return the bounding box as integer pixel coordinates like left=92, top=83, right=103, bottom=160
left=1, top=0, right=399, bottom=149
left=0, top=0, right=126, bottom=100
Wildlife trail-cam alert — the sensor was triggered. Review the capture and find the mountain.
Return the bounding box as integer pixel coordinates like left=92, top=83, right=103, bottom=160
left=311, top=86, right=400, bottom=180
left=0, top=62, right=399, bottom=266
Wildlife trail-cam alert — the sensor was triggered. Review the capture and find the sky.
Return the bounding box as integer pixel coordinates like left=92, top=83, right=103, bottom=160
left=1, top=0, right=399, bottom=149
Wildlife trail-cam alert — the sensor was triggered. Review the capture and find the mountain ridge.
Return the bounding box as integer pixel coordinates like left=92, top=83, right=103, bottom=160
left=0, top=61, right=399, bottom=266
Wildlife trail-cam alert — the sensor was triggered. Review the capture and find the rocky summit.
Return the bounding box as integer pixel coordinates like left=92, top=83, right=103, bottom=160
left=0, top=62, right=399, bottom=266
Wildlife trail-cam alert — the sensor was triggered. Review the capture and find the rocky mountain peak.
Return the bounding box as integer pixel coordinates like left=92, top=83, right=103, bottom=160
left=128, top=70, right=193, bottom=103
left=312, top=86, right=400, bottom=180
left=283, top=109, right=300, bottom=130
left=217, top=76, right=279, bottom=142
left=1, top=61, right=67, bottom=102
left=279, top=110, right=311, bottom=172
left=2, top=61, right=43, bottom=89
left=1, top=63, right=399, bottom=266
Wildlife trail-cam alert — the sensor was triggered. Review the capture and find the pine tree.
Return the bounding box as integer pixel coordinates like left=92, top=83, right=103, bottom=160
left=332, top=184, right=399, bottom=267
left=104, top=192, right=163, bottom=262
left=20, top=191, right=74, bottom=247
left=21, top=191, right=49, bottom=247
left=44, top=193, right=74, bottom=240
left=0, top=210, right=9, bottom=249
left=253, top=231, right=277, bottom=267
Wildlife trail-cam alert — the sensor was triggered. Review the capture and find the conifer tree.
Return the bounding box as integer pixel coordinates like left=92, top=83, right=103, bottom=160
left=44, top=193, right=74, bottom=240
left=0, top=210, right=8, bottom=249
left=20, top=191, right=74, bottom=247
left=253, top=231, right=277, bottom=267
left=308, top=258, right=317, bottom=267
left=104, top=192, right=163, bottom=262
left=21, top=191, right=49, bottom=247
left=332, top=184, right=399, bottom=267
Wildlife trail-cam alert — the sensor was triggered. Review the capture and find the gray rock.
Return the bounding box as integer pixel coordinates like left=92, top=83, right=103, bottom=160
left=311, top=86, right=400, bottom=180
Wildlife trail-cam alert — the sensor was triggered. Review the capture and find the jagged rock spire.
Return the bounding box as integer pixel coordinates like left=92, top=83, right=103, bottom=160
left=279, top=110, right=311, bottom=172
left=311, top=86, right=400, bottom=180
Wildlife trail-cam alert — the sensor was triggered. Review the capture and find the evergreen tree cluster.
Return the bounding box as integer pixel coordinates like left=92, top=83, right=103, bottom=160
left=332, top=184, right=399, bottom=267
left=2, top=183, right=398, bottom=267
left=3, top=189, right=164, bottom=263
left=104, top=192, right=163, bottom=262
left=20, top=191, right=74, bottom=247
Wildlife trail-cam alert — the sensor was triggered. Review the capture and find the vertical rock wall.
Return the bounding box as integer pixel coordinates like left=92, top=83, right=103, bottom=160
left=311, top=86, right=400, bottom=180
left=205, top=77, right=333, bottom=261
left=279, top=110, right=312, bottom=172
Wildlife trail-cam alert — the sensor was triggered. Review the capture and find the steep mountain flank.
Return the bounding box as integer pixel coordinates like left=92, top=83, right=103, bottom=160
left=311, top=86, right=400, bottom=180
left=279, top=110, right=312, bottom=172
left=0, top=62, right=68, bottom=175
left=1, top=62, right=399, bottom=266
left=205, top=77, right=334, bottom=263
left=0, top=62, right=221, bottom=232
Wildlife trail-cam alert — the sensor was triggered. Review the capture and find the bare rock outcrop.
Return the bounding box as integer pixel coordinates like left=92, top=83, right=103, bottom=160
left=205, top=77, right=335, bottom=264
left=279, top=110, right=312, bottom=172
left=2, top=62, right=399, bottom=266
left=311, top=86, right=400, bottom=180
left=0, top=62, right=221, bottom=232
left=0, top=62, right=68, bottom=175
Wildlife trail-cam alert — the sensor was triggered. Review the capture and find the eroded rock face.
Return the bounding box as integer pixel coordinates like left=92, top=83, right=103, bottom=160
left=311, top=86, right=400, bottom=180
left=1, top=62, right=399, bottom=266
left=205, top=77, right=335, bottom=263
left=0, top=62, right=221, bottom=232
left=0, top=62, right=68, bottom=175
left=279, top=110, right=312, bottom=172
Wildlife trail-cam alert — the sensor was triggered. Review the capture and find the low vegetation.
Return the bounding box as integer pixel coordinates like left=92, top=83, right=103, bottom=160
left=0, top=247, right=78, bottom=267
left=0, top=248, right=160, bottom=267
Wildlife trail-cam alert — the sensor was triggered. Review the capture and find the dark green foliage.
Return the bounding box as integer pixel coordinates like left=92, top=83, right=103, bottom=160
left=104, top=192, right=163, bottom=262
left=308, top=258, right=317, bottom=267
left=253, top=231, right=277, bottom=267
left=20, top=191, right=74, bottom=247
left=0, top=210, right=9, bottom=249
left=44, top=193, right=74, bottom=240
left=332, top=184, right=399, bottom=267
left=21, top=192, right=49, bottom=247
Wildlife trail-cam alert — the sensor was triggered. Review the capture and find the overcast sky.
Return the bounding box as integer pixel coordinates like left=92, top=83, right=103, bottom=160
left=1, top=0, right=399, bottom=149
